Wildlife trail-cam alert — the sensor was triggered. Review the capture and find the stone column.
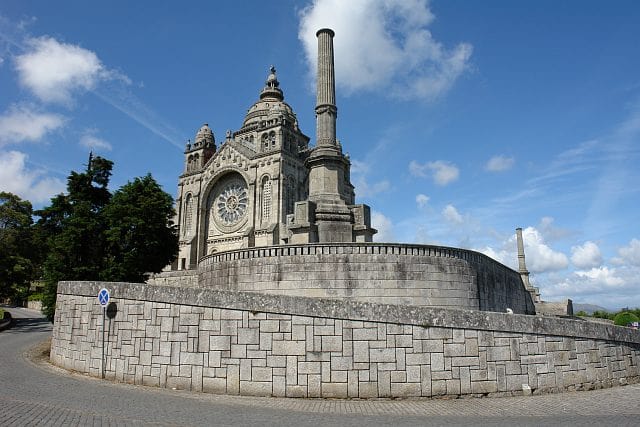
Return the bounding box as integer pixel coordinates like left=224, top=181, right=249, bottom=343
left=516, top=227, right=540, bottom=302
left=315, top=28, right=337, bottom=147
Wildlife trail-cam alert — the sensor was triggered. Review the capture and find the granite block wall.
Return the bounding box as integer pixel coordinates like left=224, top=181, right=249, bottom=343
left=196, top=243, right=535, bottom=314
left=51, top=282, right=640, bottom=399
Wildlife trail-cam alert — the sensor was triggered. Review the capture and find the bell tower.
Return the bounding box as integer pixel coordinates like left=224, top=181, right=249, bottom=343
left=184, top=124, right=216, bottom=173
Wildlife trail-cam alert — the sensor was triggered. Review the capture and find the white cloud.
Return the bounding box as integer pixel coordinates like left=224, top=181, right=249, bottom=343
left=616, top=238, right=640, bottom=266
left=409, top=160, right=459, bottom=185
left=0, top=150, right=65, bottom=203
left=79, top=129, right=112, bottom=151
left=570, top=241, right=602, bottom=269
left=485, top=155, right=514, bottom=172
left=442, top=204, right=463, bottom=225
left=574, top=266, right=625, bottom=287
left=479, top=225, right=568, bottom=274
left=416, top=193, right=429, bottom=208
left=371, top=210, right=395, bottom=242
left=298, top=0, right=472, bottom=101
left=0, top=104, right=65, bottom=145
left=14, top=36, right=127, bottom=104
left=520, top=227, right=569, bottom=273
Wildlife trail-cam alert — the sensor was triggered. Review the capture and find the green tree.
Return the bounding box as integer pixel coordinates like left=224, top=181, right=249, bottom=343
left=37, top=156, right=113, bottom=320
left=613, top=311, right=640, bottom=326
left=37, top=156, right=178, bottom=320
left=102, top=174, right=178, bottom=282
left=0, top=192, right=36, bottom=302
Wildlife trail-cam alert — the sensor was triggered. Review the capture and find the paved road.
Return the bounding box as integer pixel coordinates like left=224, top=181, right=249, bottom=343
left=1, top=306, right=639, bottom=426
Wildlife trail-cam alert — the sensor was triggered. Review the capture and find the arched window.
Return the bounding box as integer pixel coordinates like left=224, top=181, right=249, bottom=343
left=261, top=176, right=271, bottom=225
left=183, top=193, right=193, bottom=235
left=262, top=134, right=269, bottom=152
left=269, top=131, right=276, bottom=148
left=286, top=177, right=296, bottom=215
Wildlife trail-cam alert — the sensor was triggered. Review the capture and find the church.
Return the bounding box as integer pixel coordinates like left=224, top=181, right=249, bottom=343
left=173, top=29, right=376, bottom=271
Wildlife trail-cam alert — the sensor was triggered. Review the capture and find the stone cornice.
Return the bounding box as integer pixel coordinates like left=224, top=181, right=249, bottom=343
left=57, top=281, right=640, bottom=345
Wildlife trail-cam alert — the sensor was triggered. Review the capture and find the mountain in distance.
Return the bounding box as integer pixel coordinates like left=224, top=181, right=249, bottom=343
left=573, top=303, right=613, bottom=314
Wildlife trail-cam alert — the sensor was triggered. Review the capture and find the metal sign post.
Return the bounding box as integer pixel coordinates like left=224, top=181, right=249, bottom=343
left=98, top=288, right=110, bottom=379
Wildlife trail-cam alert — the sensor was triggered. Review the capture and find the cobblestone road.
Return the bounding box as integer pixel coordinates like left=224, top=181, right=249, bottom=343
left=1, top=306, right=639, bottom=426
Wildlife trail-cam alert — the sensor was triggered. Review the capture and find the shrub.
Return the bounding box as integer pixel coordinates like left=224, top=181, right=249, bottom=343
left=613, top=311, right=640, bottom=326
left=27, top=293, right=43, bottom=301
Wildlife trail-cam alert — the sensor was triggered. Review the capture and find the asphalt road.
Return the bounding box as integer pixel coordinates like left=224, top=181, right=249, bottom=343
left=1, top=306, right=639, bottom=426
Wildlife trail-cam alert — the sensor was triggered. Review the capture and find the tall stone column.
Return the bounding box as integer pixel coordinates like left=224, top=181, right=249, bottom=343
left=289, top=28, right=376, bottom=244
left=315, top=28, right=337, bottom=147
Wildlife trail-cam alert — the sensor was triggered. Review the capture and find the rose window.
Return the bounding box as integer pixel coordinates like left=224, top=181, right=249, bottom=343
left=215, top=180, right=248, bottom=226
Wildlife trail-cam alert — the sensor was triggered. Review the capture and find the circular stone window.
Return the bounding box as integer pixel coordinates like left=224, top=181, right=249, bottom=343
left=210, top=174, right=249, bottom=230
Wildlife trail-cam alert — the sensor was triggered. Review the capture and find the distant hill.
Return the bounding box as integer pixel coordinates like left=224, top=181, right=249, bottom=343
left=573, top=303, right=611, bottom=314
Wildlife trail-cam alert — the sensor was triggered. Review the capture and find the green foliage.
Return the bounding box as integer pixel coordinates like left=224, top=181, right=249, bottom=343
left=36, top=156, right=177, bottom=320
left=27, top=293, right=44, bottom=301
left=575, top=310, right=588, bottom=317
left=591, top=310, right=615, bottom=320
left=0, top=308, right=4, bottom=320
left=0, top=192, right=36, bottom=302
left=37, top=156, right=113, bottom=320
left=101, top=174, right=178, bottom=282
left=613, top=311, right=640, bottom=326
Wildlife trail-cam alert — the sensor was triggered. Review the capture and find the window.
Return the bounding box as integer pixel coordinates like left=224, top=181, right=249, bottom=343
left=261, top=176, right=271, bottom=224
left=183, top=193, right=193, bottom=235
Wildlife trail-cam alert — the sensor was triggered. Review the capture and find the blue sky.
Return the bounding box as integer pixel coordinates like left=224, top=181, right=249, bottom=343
left=1, top=1, right=639, bottom=309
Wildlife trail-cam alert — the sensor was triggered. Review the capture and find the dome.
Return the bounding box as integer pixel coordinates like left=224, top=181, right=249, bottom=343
left=194, top=123, right=215, bottom=147
left=240, top=67, right=298, bottom=129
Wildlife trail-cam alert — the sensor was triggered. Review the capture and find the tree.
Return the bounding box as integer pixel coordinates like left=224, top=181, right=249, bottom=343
left=37, top=155, right=113, bottom=320
left=102, top=174, right=178, bottom=282
left=0, top=192, right=36, bottom=302
left=37, top=156, right=178, bottom=320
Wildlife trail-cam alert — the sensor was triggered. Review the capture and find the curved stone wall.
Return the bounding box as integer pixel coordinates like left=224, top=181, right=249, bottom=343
left=51, top=282, right=640, bottom=399
left=198, top=243, right=535, bottom=314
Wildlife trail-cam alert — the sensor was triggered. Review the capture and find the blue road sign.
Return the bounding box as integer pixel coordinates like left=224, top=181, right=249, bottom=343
left=98, top=288, right=110, bottom=306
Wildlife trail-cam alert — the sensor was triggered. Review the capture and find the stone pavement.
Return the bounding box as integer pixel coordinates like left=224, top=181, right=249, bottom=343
left=1, top=306, right=639, bottom=426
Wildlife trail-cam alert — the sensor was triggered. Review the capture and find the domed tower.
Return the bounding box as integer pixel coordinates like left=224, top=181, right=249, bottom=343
left=184, top=123, right=216, bottom=173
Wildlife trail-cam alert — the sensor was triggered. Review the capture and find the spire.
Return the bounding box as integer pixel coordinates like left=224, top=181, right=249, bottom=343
left=260, top=65, right=284, bottom=101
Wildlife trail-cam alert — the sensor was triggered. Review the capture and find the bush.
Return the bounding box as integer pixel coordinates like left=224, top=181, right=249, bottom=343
left=27, top=293, right=43, bottom=301
left=613, top=311, right=640, bottom=326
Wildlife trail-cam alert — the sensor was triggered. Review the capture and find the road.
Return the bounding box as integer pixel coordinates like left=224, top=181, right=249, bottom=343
left=1, top=306, right=639, bottom=426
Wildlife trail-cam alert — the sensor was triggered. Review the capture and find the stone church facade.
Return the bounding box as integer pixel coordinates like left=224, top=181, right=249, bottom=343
left=173, top=30, right=375, bottom=270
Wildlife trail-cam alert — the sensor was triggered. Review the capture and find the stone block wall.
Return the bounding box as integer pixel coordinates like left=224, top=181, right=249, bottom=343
left=197, top=243, right=535, bottom=314
left=51, top=282, right=640, bottom=399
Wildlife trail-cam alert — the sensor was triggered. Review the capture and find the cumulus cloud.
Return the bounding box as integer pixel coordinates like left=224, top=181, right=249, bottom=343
left=574, top=266, right=625, bottom=287
left=442, top=204, right=463, bottom=225
left=519, top=227, right=569, bottom=273
left=14, top=36, right=128, bottom=104
left=616, top=238, right=640, bottom=266
left=0, top=104, right=65, bottom=145
left=409, top=160, right=459, bottom=185
left=485, top=155, right=514, bottom=172
left=371, top=210, right=395, bottom=242
left=298, top=0, right=472, bottom=101
left=570, top=241, right=602, bottom=269
left=415, top=193, right=429, bottom=208
left=79, top=128, right=112, bottom=151
left=479, top=225, right=568, bottom=274
left=0, top=150, right=65, bottom=203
